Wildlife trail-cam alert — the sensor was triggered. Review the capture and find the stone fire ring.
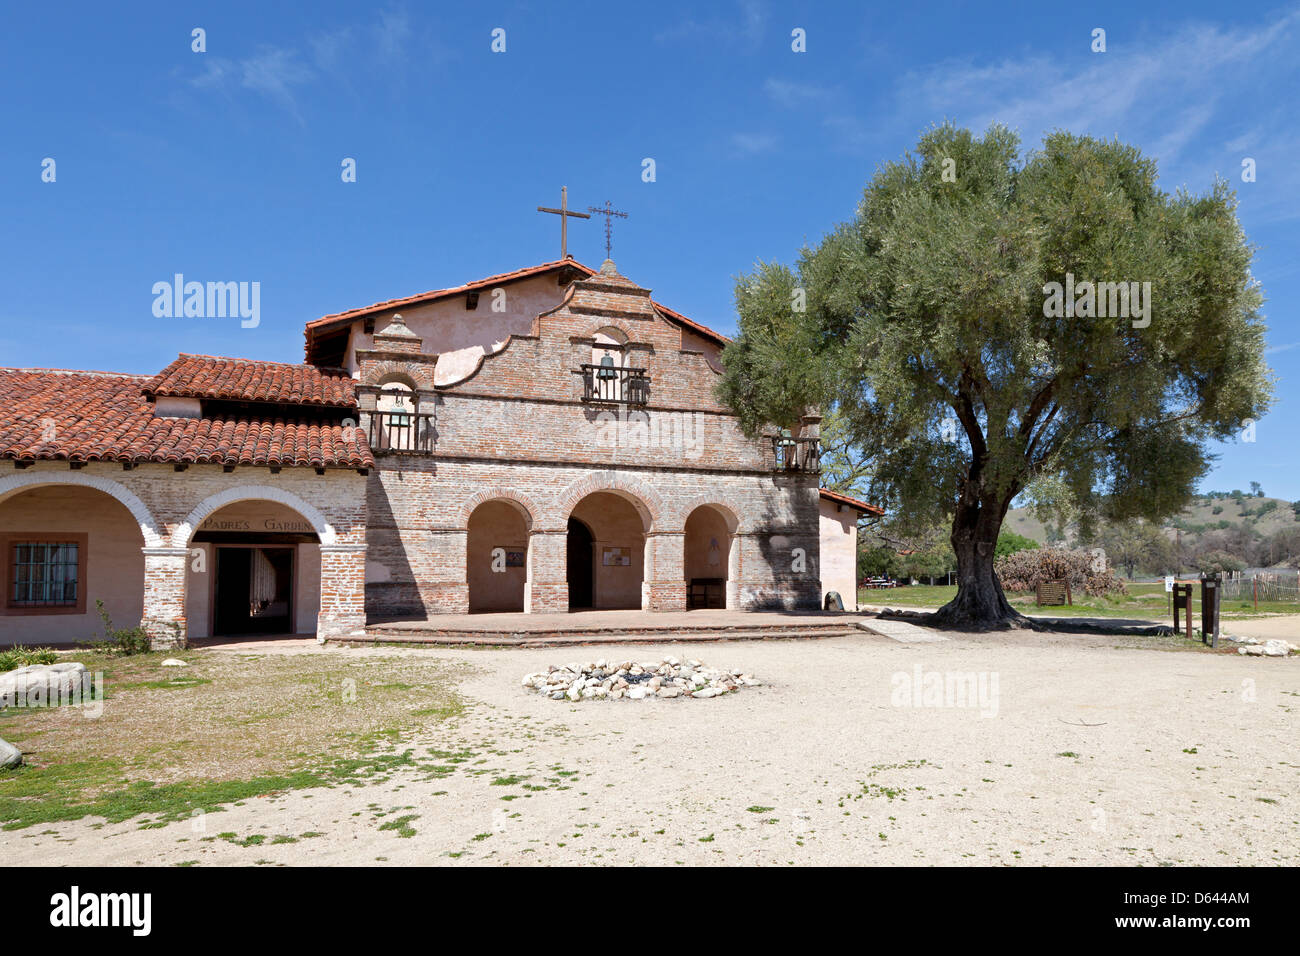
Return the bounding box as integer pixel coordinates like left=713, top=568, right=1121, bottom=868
left=522, top=656, right=760, bottom=701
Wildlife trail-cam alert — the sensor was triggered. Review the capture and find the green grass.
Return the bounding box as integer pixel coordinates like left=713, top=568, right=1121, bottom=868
left=858, top=582, right=1299, bottom=621
left=0, top=646, right=60, bottom=672
left=0, top=649, right=467, bottom=831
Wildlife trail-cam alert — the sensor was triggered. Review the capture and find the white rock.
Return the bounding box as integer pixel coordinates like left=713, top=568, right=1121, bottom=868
left=0, top=738, right=21, bottom=770
left=161, top=658, right=188, bottom=668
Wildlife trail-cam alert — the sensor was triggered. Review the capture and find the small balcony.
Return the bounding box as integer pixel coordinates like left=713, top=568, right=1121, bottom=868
left=770, top=435, right=820, bottom=473
left=367, top=410, right=434, bottom=454
left=579, top=364, right=650, bottom=406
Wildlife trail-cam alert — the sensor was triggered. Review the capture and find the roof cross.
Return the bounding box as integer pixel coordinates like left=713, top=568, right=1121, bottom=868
left=536, top=186, right=591, bottom=259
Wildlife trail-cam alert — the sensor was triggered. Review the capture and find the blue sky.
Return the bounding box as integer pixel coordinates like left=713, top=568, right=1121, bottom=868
left=2, top=1, right=1296, bottom=497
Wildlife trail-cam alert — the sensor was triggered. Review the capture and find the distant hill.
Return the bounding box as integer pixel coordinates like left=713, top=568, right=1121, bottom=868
left=1004, top=495, right=1299, bottom=545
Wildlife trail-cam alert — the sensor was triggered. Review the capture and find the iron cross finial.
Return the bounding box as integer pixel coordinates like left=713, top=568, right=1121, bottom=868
left=587, top=200, right=628, bottom=261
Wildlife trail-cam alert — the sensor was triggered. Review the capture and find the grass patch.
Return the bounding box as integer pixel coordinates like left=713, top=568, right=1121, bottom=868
left=378, top=814, right=419, bottom=838
left=0, top=646, right=60, bottom=672
left=0, top=649, right=468, bottom=831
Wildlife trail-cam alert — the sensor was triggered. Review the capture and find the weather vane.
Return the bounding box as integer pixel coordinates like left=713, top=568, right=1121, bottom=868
left=588, top=200, right=628, bottom=261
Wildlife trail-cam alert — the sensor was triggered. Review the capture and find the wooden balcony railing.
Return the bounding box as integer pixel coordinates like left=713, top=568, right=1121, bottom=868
left=579, top=364, right=650, bottom=406
left=770, top=436, right=821, bottom=473
left=367, top=410, right=434, bottom=454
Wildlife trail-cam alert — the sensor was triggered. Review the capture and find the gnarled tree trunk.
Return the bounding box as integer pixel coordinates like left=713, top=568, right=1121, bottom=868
left=929, top=494, right=1027, bottom=630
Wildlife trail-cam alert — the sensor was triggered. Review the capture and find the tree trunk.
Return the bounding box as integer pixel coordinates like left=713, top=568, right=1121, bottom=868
left=929, top=496, right=1027, bottom=630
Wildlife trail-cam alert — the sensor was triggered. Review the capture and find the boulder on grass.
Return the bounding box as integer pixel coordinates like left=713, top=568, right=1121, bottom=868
left=0, top=738, right=21, bottom=770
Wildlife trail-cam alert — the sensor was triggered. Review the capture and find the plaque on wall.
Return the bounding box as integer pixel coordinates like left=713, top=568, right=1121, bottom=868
left=602, top=547, right=631, bottom=567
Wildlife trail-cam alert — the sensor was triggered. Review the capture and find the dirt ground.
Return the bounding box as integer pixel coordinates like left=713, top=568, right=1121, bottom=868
left=5, top=625, right=1298, bottom=866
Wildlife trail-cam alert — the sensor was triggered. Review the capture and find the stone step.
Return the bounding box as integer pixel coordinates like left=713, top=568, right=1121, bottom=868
left=342, top=626, right=861, bottom=647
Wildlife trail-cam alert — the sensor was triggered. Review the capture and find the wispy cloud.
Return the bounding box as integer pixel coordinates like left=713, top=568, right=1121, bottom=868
left=763, top=77, right=834, bottom=108
left=865, top=10, right=1300, bottom=219
left=731, top=132, right=778, bottom=155
left=656, top=0, right=769, bottom=50
left=187, top=8, right=418, bottom=122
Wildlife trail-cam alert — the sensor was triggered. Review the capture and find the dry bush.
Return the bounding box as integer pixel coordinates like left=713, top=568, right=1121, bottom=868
left=995, top=547, right=1127, bottom=597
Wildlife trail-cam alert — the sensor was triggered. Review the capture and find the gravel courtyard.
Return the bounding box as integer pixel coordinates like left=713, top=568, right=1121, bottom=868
left=6, top=626, right=1298, bottom=866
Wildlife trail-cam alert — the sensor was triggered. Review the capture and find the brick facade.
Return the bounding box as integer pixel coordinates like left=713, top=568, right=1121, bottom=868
left=357, top=261, right=823, bottom=618
left=1, top=259, right=829, bottom=647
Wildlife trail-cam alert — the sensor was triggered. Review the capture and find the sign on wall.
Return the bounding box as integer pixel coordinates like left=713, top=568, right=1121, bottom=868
left=602, top=547, right=631, bottom=567
left=199, top=513, right=315, bottom=534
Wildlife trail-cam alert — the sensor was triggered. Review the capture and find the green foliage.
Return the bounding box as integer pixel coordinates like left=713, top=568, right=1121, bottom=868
left=858, top=545, right=899, bottom=579
left=994, top=531, right=1039, bottom=560
left=1195, top=549, right=1246, bottom=574
left=0, top=645, right=59, bottom=672
left=92, top=599, right=153, bottom=656
left=718, top=123, right=1273, bottom=620
left=1094, top=519, right=1178, bottom=577
left=818, top=407, right=873, bottom=498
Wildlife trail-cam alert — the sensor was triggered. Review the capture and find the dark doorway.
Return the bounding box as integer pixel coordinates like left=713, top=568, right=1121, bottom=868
left=214, top=546, right=294, bottom=635
left=566, top=517, right=594, bottom=610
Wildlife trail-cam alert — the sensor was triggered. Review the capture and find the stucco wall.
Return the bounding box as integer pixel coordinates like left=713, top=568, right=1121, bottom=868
left=0, top=461, right=367, bottom=644
left=0, top=485, right=145, bottom=645
left=819, top=497, right=859, bottom=611
left=343, top=273, right=571, bottom=385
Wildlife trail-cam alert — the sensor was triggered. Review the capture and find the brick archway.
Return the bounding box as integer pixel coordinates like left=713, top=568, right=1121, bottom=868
left=551, top=471, right=665, bottom=532
left=456, top=488, right=539, bottom=531
left=674, top=497, right=745, bottom=534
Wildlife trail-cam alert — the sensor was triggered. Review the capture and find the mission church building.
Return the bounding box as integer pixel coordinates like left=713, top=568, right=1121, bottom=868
left=0, top=243, right=878, bottom=646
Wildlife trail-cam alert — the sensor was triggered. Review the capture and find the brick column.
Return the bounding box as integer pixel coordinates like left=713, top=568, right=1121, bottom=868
left=527, top=528, right=568, bottom=612
left=141, top=546, right=189, bottom=648
left=317, top=543, right=367, bottom=641
left=644, top=531, right=686, bottom=611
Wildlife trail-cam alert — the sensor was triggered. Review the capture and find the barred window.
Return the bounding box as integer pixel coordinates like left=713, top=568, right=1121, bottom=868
left=10, top=541, right=80, bottom=607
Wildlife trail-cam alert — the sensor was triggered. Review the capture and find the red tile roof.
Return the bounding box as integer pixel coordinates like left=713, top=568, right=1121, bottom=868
left=820, top=487, right=884, bottom=516
left=145, top=354, right=355, bottom=408
left=303, top=259, right=731, bottom=362
left=0, top=368, right=372, bottom=470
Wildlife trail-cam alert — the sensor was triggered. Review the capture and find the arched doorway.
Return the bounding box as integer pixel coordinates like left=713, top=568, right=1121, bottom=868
left=467, top=499, right=530, bottom=612
left=185, top=498, right=321, bottom=638
left=0, top=482, right=146, bottom=645
left=684, top=504, right=738, bottom=610
left=567, top=491, right=648, bottom=610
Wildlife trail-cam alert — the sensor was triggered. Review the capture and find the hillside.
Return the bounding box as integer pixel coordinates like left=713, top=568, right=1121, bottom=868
left=1004, top=495, right=1300, bottom=547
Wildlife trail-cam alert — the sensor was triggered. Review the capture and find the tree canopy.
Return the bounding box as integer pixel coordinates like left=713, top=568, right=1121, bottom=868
left=719, top=123, right=1274, bottom=626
